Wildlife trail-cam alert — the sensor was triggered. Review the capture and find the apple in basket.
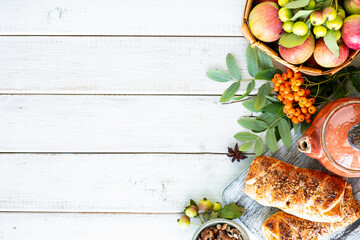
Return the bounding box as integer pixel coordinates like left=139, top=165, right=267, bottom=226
left=279, top=33, right=315, bottom=64
left=342, top=15, right=360, bottom=50
left=344, top=0, right=360, bottom=14
left=313, top=38, right=349, bottom=68
left=248, top=2, right=283, bottom=42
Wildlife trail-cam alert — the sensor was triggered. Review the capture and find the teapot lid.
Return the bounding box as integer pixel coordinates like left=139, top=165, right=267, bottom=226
left=322, top=100, right=360, bottom=172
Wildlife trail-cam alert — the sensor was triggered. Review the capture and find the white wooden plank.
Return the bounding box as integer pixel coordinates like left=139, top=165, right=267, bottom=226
left=0, top=0, right=244, bottom=36
left=0, top=213, right=198, bottom=240
left=0, top=154, right=253, bottom=212
left=0, top=95, right=255, bottom=153
left=0, top=36, right=260, bottom=94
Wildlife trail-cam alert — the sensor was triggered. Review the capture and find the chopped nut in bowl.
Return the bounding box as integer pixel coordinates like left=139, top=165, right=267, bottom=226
left=192, top=218, right=249, bottom=240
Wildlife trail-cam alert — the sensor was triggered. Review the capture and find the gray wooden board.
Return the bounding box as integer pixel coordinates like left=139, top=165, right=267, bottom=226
left=223, top=132, right=360, bottom=240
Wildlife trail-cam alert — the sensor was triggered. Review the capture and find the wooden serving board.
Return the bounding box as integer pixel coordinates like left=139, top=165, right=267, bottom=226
left=223, top=132, right=360, bottom=240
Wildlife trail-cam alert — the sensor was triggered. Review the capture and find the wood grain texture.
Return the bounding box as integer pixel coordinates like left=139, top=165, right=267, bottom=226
left=0, top=95, right=258, bottom=153
left=0, top=212, right=196, bottom=240
left=0, top=0, right=243, bottom=36
left=223, top=132, right=360, bottom=240
left=0, top=153, right=253, bottom=212
left=0, top=36, right=262, bottom=94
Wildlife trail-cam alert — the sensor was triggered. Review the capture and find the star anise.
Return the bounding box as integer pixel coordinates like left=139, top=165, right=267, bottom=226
left=227, top=143, right=247, bottom=162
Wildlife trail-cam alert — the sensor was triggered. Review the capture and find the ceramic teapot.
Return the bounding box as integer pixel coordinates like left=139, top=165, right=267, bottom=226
left=297, top=97, right=360, bottom=178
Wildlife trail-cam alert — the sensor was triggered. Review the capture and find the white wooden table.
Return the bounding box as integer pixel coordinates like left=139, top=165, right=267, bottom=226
left=0, top=1, right=259, bottom=239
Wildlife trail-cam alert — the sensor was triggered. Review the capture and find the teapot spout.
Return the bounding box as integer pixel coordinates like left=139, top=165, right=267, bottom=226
left=297, top=136, right=311, bottom=153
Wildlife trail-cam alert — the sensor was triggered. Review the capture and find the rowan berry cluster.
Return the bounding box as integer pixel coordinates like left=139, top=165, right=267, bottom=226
left=272, top=68, right=316, bottom=124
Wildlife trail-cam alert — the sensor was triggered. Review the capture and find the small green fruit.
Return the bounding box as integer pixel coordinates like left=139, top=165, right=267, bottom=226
left=278, top=7, right=293, bottom=22
left=212, top=202, right=222, bottom=212
left=198, top=198, right=212, bottom=212
left=304, top=0, right=316, bottom=10
left=310, top=11, right=325, bottom=26
left=292, top=21, right=309, bottom=36
left=178, top=215, right=190, bottom=228
left=326, top=16, right=343, bottom=30
left=313, top=25, right=327, bottom=38
left=283, top=21, right=294, bottom=33
left=278, top=0, right=290, bottom=7
left=332, top=30, right=342, bottom=40
left=322, top=7, right=337, bottom=21
left=337, top=9, right=346, bottom=19
left=185, top=205, right=198, bottom=217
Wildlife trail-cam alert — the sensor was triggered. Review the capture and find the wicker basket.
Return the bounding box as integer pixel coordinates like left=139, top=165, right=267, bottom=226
left=241, top=0, right=360, bottom=76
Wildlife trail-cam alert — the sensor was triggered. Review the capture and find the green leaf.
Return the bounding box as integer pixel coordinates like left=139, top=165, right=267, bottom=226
left=334, top=85, right=347, bottom=99
left=238, top=141, right=254, bottom=151
left=226, top=54, right=242, bottom=80
left=238, top=118, right=268, bottom=131
left=254, top=83, right=271, bottom=110
left=220, top=81, right=240, bottom=102
left=233, top=80, right=255, bottom=100
left=234, top=132, right=258, bottom=141
left=301, top=122, right=311, bottom=134
left=243, top=99, right=262, bottom=112
left=190, top=199, right=199, bottom=209
left=266, top=95, right=280, bottom=102
left=255, top=68, right=282, bottom=80
left=257, top=50, right=273, bottom=71
left=324, top=30, right=339, bottom=57
left=262, top=102, right=283, bottom=114
left=290, top=10, right=314, bottom=21
left=277, top=106, right=286, bottom=117
left=278, top=118, right=292, bottom=147
left=254, top=138, right=264, bottom=156
left=206, top=70, right=233, bottom=82
left=285, top=0, right=310, bottom=9
left=350, top=72, right=360, bottom=92
left=257, top=112, right=279, bottom=126
left=218, top=204, right=246, bottom=219
left=293, top=122, right=300, bottom=133
left=246, top=45, right=259, bottom=77
left=209, top=211, right=219, bottom=220
left=279, top=32, right=310, bottom=48
left=266, top=129, right=277, bottom=153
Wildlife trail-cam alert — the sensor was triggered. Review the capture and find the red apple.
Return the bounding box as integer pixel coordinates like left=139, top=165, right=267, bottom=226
left=248, top=2, right=283, bottom=42
left=255, top=0, right=278, bottom=4
left=279, top=33, right=315, bottom=65
left=344, top=0, right=360, bottom=14
left=313, top=38, right=349, bottom=68
left=342, top=15, right=360, bottom=50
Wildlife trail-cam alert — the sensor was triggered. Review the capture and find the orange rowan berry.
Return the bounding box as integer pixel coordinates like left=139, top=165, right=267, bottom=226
left=287, top=70, right=293, bottom=78
left=277, top=94, right=284, bottom=101
left=294, top=108, right=301, bottom=117
left=294, top=72, right=302, bottom=78
left=298, top=89, right=305, bottom=96
left=285, top=93, right=294, bottom=101
left=274, top=86, right=279, bottom=92
left=282, top=73, right=288, bottom=80
left=298, top=114, right=305, bottom=122
left=295, top=79, right=302, bottom=86
left=305, top=89, right=311, bottom=96
left=294, top=93, right=300, bottom=102
left=277, top=77, right=284, bottom=84
left=301, top=107, right=308, bottom=114
left=272, top=78, right=276, bottom=84
left=305, top=113, right=311, bottom=119
left=284, top=81, right=291, bottom=88
left=292, top=85, right=300, bottom=92
left=299, top=97, right=307, bottom=105
left=287, top=112, right=293, bottom=118
left=299, top=102, right=305, bottom=108
left=308, top=106, right=316, bottom=114
left=281, top=92, right=286, bottom=98
left=275, top=82, right=281, bottom=87
left=305, top=100, right=313, bottom=108
left=299, top=78, right=305, bottom=84
left=308, top=98, right=315, bottom=104
left=274, top=73, right=281, bottom=79
left=283, top=107, right=289, bottom=114
left=292, top=116, right=300, bottom=124
left=290, top=77, right=296, bottom=85
left=280, top=84, right=285, bottom=92
left=306, top=118, right=312, bottom=123
left=284, top=87, right=291, bottom=94
left=284, top=103, right=292, bottom=110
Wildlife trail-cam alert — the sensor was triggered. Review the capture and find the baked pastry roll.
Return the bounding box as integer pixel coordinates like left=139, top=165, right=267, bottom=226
left=245, top=156, right=359, bottom=222
left=262, top=183, right=360, bottom=239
